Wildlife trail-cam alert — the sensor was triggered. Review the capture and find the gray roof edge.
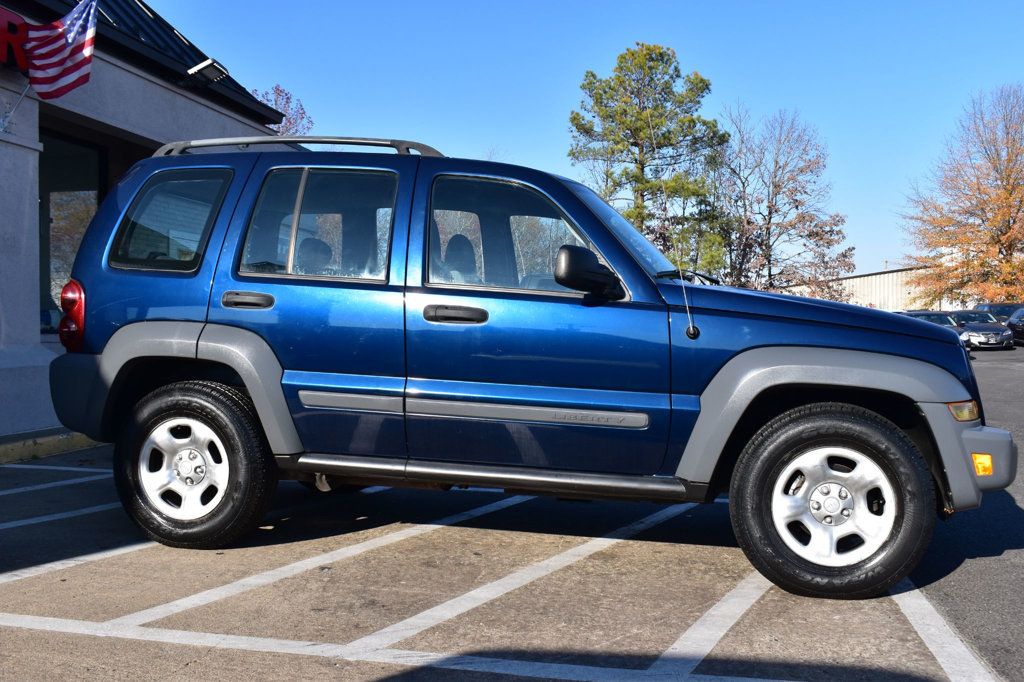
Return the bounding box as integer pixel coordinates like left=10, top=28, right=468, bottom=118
left=9, top=0, right=284, bottom=126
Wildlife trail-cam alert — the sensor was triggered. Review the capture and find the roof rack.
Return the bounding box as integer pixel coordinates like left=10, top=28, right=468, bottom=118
left=152, top=136, right=444, bottom=158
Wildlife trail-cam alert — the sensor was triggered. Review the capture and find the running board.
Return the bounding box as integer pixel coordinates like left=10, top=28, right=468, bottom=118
left=276, top=454, right=708, bottom=503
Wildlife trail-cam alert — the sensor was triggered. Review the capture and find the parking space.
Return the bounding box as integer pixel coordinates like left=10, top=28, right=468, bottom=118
left=1, top=351, right=1020, bottom=680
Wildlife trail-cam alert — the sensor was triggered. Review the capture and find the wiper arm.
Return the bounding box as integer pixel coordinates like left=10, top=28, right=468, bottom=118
left=654, top=269, right=720, bottom=285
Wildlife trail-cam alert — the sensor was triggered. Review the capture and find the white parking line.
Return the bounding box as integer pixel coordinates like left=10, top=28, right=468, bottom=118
left=340, top=503, right=696, bottom=656
left=0, top=612, right=786, bottom=682
left=891, top=578, right=995, bottom=681
left=0, top=499, right=346, bottom=586
left=646, top=571, right=772, bottom=676
left=108, top=495, right=533, bottom=627
left=0, top=542, right=154, bottom=585
left=0, top=503, right=122, bottom=530
left=1, top=464, right=110, bottom=473
left=0, top=473, right=112, bottom=497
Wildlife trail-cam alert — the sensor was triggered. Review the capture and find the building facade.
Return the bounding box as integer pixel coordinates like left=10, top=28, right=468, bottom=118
left=785, top=266, right=956, bottom=311
left=0, top=0, right=281, bottom=440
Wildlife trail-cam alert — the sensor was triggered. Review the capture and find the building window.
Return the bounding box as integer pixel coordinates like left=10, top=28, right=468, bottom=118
left=39, top=132, right=104, bottom=334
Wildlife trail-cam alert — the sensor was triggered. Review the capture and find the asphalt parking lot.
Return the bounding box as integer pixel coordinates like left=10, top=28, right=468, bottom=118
left=0, top=349, right=1020, bottom=681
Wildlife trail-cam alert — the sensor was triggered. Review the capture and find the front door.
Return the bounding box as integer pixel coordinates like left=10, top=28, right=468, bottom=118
left=404, top=160, right=671, bottom=476
left=209, top=152, right=417, bottom=458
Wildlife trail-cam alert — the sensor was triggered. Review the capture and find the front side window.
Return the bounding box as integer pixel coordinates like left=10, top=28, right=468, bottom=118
left=240, top=168, right=397, bottom=280
left=110, top=168, right=232, bottom=271
left=428, top=176, right=592, bottom=293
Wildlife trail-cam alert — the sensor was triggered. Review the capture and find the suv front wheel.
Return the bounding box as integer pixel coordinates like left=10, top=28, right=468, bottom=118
left=114, top=380, right=277, bottom=549
left=730, top=403, right=935, bottom=598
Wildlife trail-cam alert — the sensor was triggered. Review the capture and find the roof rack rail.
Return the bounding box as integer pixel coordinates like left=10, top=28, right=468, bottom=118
left=152, top=136, right=444, bottom=158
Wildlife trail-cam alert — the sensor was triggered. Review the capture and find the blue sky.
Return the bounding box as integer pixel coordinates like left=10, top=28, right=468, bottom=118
left=152, top=0, right=1024, bottom=274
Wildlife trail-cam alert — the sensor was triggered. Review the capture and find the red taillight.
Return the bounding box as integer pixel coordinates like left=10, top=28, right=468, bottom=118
left=58, top=279, right=85, bottom=352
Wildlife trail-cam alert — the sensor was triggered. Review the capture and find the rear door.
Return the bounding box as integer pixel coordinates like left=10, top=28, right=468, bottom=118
left=208, top=152, right=417, bottom=458
left=403, top=158, right=672, bottom=476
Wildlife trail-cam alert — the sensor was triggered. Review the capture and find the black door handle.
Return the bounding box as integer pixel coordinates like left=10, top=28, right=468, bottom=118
left=423, top=304, right=488, bottom=324
left=222, top=291, right=275, bottom=309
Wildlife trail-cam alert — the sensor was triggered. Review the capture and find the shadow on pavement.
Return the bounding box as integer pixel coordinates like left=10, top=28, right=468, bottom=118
left=377, top=651, right=938, bottom=681
left=0, top=486, right=739, bottom=577
left=911, top=489, right=1024, bottom=588
left=241, top=491, right=739, bottom=550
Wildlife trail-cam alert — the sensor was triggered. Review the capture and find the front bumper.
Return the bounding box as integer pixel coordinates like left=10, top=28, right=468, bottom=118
left=919, top=402, right=1018, bottom=511
left=966, top=335, right=1014, bottom=348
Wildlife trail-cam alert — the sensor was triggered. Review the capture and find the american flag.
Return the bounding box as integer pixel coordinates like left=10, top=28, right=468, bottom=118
left=23, top=0, right=98, bottom=100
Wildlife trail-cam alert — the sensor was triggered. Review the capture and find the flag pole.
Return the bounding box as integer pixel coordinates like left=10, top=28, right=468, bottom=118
left=0, top=82, right=32, bottom=134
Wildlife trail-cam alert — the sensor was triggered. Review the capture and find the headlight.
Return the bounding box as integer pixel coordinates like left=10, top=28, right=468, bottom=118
left=1003, top=330, right=1012, bottom=337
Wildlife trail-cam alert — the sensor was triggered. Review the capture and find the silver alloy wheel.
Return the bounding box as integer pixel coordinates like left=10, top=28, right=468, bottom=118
left=137, top=417, right=230, bottom=521
left=770, top=446, right=897, bottom=567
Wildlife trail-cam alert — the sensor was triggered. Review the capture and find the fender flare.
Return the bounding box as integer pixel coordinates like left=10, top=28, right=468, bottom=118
left=95, top=321, right=303, bottom=454
left=675, top=346, right=971, bottom=483
left=196, top=324, right=303, bottom=454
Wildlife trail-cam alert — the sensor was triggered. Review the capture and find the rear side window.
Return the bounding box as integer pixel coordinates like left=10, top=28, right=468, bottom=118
left=239, top=168, right=398, bottom=281
left=110, top=168, right=232, bottom=271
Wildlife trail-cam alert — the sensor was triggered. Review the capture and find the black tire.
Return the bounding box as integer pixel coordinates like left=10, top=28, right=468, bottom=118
left=114, top=380, right=277, bottom=549
left=729, top=402, right=935, bottom=599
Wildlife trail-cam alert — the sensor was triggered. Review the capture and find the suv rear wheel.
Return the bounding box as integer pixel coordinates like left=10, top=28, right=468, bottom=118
left=114, top=380, right=277, bottom=549
left=730, top=403, right=935, bottom=598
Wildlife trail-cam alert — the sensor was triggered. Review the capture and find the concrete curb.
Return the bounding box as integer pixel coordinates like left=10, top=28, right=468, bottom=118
left=0, top=431, right=99, bottom=465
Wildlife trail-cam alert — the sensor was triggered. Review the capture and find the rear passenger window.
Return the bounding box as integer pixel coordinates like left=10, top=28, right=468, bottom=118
left=239, top=168, right=397, bottom=281
left=110, top=169, right=232, bottom=271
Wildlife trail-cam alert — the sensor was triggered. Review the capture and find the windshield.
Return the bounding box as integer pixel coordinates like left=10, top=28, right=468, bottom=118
left=954, top=312, right=998, bottom=324
left=987, top=304, right=1023, bottom=317
left=563, top=180, right=675, bottom=276
left=912, top=313, right=954, bottom=326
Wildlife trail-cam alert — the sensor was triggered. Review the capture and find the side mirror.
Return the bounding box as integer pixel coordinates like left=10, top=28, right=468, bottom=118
left=554, top=245, right=624, bottom=300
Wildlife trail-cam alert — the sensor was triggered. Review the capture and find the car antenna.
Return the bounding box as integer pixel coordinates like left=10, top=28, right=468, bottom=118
left=645, top=108, right=699, bottom=340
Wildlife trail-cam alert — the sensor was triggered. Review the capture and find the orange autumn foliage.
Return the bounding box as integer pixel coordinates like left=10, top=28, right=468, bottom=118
left=906, top=85, right=1024, bottom=306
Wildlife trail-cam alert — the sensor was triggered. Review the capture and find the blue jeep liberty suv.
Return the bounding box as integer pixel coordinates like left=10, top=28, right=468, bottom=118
left=49, top=136, right=1017, bottom=598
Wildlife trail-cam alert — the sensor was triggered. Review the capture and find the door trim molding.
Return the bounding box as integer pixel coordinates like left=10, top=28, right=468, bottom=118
left=298, top=390, right=403, bottom=414
left=405, top=398, right=649, bottom=429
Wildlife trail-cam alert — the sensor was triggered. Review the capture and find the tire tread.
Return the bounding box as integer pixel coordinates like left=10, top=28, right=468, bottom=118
left=729, top=402, right=936, bottom=599
left=114, top=380, right=276, bottom=549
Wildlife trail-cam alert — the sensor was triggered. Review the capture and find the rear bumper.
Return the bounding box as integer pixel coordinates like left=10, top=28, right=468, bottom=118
left=919, top=402, right=1018, bottom=511
left=49, top=352, right=108, bottom=441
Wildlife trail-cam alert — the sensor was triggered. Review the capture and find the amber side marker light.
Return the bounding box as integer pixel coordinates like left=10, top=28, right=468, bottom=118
left=947, top=400, right=979, bottom=422
left=972, top=453, right=994, bottom=477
